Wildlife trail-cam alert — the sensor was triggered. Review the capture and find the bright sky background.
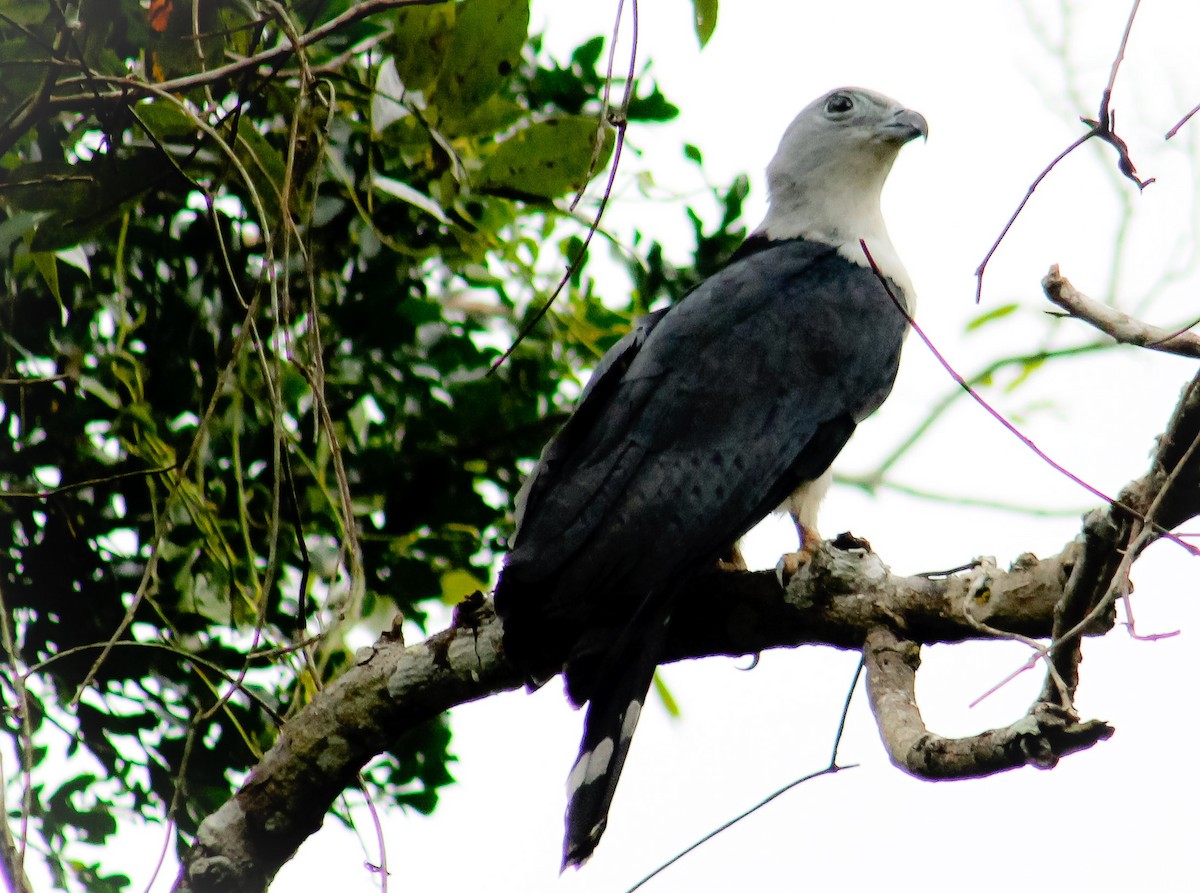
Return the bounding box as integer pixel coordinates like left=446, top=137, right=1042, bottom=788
left=38, top=1, right=1200, bottom=891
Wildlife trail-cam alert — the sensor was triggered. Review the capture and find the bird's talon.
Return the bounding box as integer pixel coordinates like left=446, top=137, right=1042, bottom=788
left=716, top=543, right=748, bottom=572
left=775, top=546, right=816, bottom=585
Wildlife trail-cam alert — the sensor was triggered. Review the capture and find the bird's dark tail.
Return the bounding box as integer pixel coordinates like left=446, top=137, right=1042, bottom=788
left=561, top=614, right=669, bottom=870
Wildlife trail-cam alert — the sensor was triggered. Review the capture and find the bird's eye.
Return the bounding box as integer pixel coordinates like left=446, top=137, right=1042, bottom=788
left=825, top=94, right=854, bottom=115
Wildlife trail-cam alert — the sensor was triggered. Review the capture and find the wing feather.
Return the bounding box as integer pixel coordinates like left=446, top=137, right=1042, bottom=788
left=500, top=238, right=904, bottom=616
left=494, top=236, right=909, bottom=867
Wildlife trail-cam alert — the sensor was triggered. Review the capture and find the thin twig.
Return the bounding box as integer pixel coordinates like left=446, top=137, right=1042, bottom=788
left=837, top=473, right=1089, bottom=518
left=861, top=240, right=1198, bottom=557
left=623, top=658, right=863, bottom=893
left=1042, top=265, right=1200, bottom=358
left=1052, top=419, right=1200, bottom=652
left=488, top=0, right=638, bottom=373
left=1166, top=100, right=1200, bottom=140
left=353, top=773, right=390, bottom=893
left=0, top=463, right=178, bottom=499
left=65, top=77, right=287, bottom=706
left=0, top=583, right=33, bottom=893
left=861, top=341, right=1113, bottom=485
left=36, top=0, right=446, bottom=115
left=0, top=373, right=73, bottom=386
left=975, top=0, right=1151, bottom=302
left=974, top=131, right=1091, bottom=303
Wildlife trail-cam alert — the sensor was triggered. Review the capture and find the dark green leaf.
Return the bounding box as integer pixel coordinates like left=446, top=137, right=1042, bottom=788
left=433, top=0, right=528, bottom=116
left=476, top=115, right=614, bottom=200
left=692, top=0, right=718, bottom=47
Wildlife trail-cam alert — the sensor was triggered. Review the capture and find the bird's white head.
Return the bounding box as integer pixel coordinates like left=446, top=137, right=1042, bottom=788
left=756, top=88, right=926, bottom=299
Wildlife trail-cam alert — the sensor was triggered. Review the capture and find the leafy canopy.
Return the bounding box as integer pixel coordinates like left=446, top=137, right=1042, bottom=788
left=0, top=0, right=745, bottom=888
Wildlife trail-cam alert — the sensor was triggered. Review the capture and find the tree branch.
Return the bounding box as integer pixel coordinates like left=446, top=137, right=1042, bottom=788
left=171, top=313, right=1200, bottom=893
left=173, top=536, right=1102, bottom=892
left=864, top=626, right=1114, bottom=778
left=40, top=0, right=446, bottom=113
left=1042, top=265, right=1200, bottom=359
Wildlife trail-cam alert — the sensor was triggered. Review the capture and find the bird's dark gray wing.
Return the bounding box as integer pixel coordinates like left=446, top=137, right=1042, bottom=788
left=499, top=238, right=904, bottom=669
left=494, top=237, right=908, bottom=867
left=511, top=306, right=669, bottom=547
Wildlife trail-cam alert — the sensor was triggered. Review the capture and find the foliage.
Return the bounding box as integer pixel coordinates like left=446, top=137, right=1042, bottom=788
left=0, top=0, right=742, bottom=887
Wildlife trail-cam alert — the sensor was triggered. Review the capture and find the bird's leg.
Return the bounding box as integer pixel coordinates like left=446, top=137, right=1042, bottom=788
left=775, top=521, right=821, bottom=585
left=716, top=541, right=748, bottom=572
left=775, top=470, right=832, bottom=584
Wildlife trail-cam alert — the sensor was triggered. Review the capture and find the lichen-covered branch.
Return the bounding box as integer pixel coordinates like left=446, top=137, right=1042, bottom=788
left=173, top=537, right=1100, bottom=893
left=863, top=626, right=1114, bottom=778
left=173, top=360, right=1200, bottom=893
left=1042, top=265, right=1200, bottom=359
left=1034, top=364, right=1200, bottom=709
left=174, top=602, right=525, bottom=893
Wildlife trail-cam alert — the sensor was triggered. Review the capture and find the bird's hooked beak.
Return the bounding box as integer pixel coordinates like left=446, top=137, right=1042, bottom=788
left=879, top=107, right=929, bottom=144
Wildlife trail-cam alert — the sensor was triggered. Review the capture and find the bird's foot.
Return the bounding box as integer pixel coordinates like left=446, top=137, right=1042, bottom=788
left=775, top=546, right=816, bottom=585
left=716, top=543, right=748, bottom=572
left=775, top=525, right=821, bottom=585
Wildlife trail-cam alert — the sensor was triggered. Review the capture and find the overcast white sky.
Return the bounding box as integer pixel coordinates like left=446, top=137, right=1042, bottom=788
left=56, top=1, right=1200, bottom=890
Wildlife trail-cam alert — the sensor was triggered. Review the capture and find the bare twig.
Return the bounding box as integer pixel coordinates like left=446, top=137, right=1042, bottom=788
left=973, top=131, right=1092, bottom=303
left=858, top=341, right=1114, bottom=485
left=862, top=240, right=1198, bottom=557
left=622, top=768, right=851, bottom=893
left=0, top=373, right=73, bottom=386
left=623, top=657, right=863, bottom=893
left=1042, top=265, right=1200, bottom=358
left=0, top=751, right=34, bottom=893
left=1044, top=264, right=1200, bottom=352
left=36, top=0, right=446, bottom=115
left=0, top=463, right=179, bottom=499
left=1166, top=100, right=1200, bottom=140
left=487, top=0, right=637, bottom=373
left=863, top=626, right=1113, bottom=778
left=837, top=472, right=1089, bottom=518
left=975, top=0, right=1152, bottom=302
left=0, top=583, right=33, bottom=893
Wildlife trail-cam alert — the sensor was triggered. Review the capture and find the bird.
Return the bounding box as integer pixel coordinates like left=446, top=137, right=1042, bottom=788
left=493, top=87, right=926, bottom=869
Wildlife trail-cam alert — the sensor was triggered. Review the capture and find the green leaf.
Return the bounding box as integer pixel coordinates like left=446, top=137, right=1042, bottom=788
left=0, top=31, right=53, bottom=126
left=0, top=161, right=94, bottom=212
left=625, top=82, right=680, bottom=122
left=373, top=175, right=450, bottom=224
left=136, top=100, right=198, bottom=141
left=3, top=154, right=170, bottom=250
left=652, top=672, right=680, bottom=718
left=692, top=0, right=718, bottom=47
left=372, top=57, right=409, bottom=133
left=439, top=92, right=525, bottom=139
left=56, top=244, right=91, bottom=276
left=434, top=0, right=528, bottom=115
left=388, top=1, right=457, bottom=97
left=1, top=0, right=52, bottom=26
left=30, top=250, right=61, bottom=311
left=0, top=209, right=44, bottom=259
left=144, top=0, right=224, bottom=82
left=476, top=115, right=614, bottom=200
left=231, top=123, right=288, bottom=221
left=966, top=302, right=1019, bottom=332
left=439, top=568, right=487, bottom=604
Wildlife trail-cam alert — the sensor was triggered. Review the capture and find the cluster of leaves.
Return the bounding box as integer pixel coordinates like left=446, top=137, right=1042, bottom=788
left=0, top=0, right=741, bottom=887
